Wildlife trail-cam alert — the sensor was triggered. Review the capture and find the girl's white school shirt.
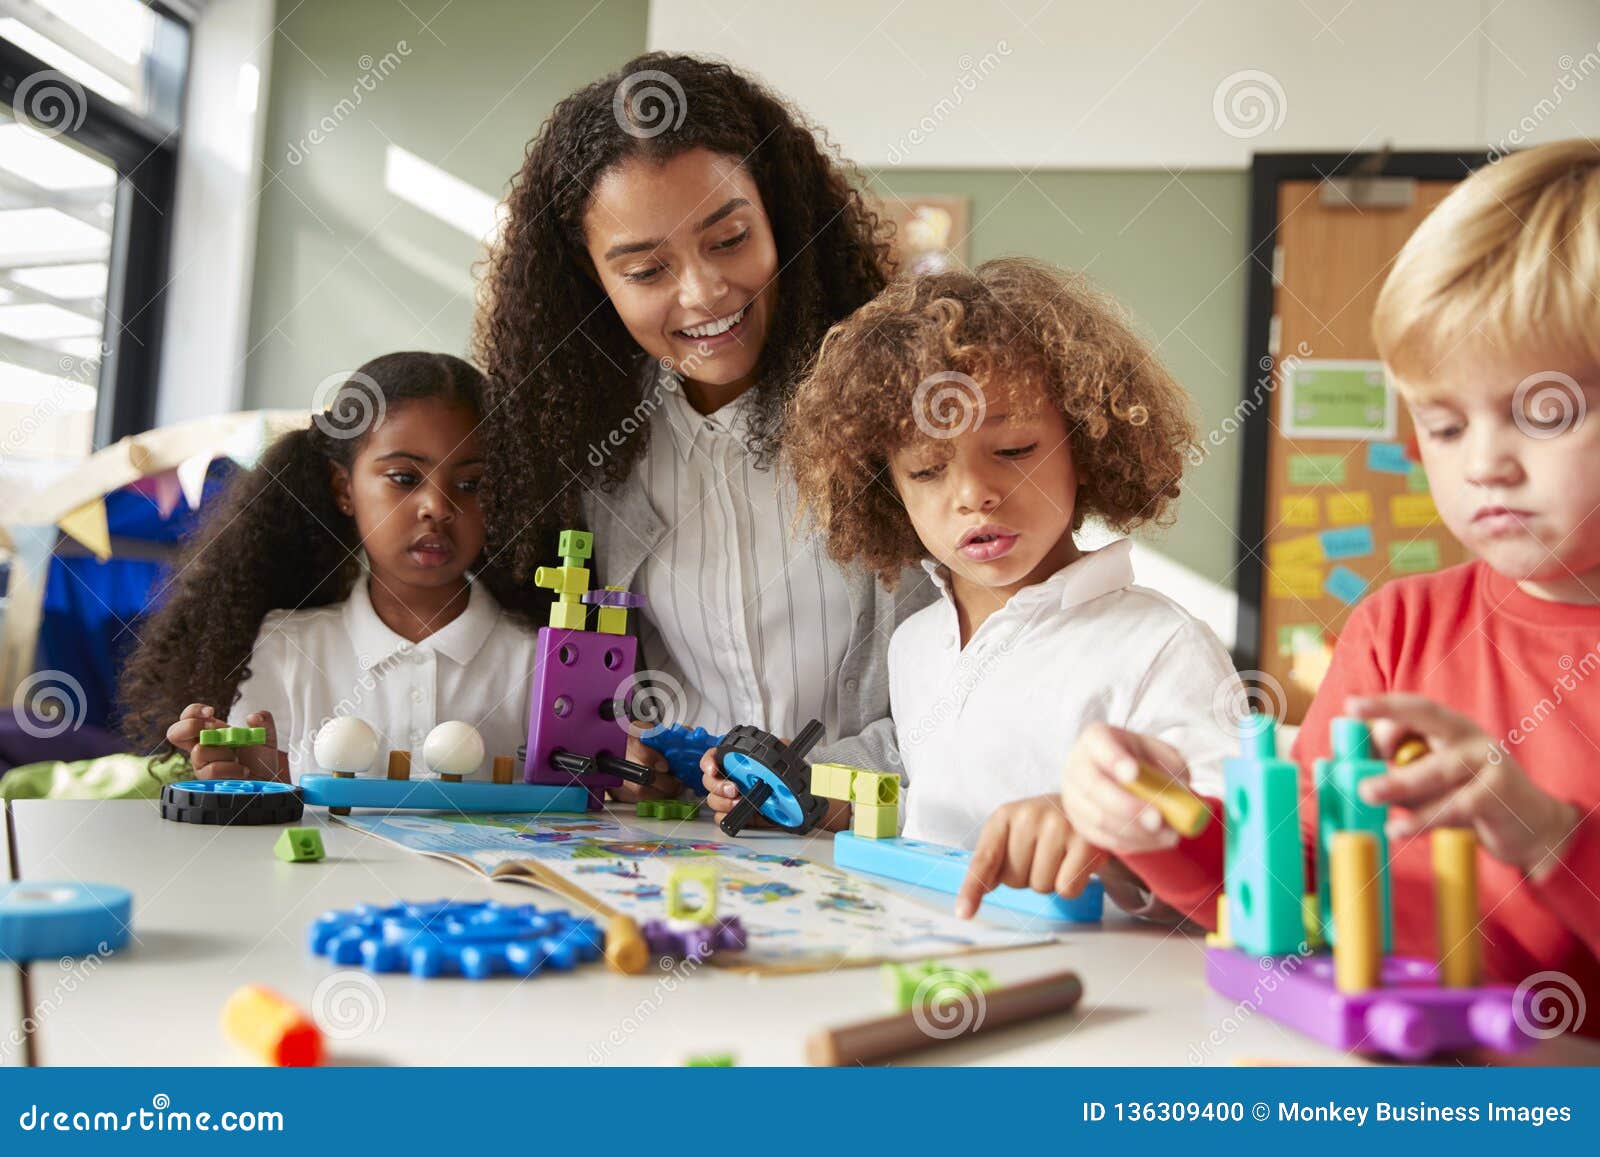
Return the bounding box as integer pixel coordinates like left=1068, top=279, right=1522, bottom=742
left=229, top=577, right=540, bottom=782
left=890, top=538, right=1241, bottom=850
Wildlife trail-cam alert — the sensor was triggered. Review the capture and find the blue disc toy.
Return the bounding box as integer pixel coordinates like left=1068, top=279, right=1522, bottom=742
left=160, top=779, right=304, bottom=825
left=712, top=719, right=828, bottom=836
left=0, top=881, right=132, bottom=961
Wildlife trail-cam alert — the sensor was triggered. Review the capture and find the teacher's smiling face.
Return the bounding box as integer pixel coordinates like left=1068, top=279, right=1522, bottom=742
left=583, top=147, right=779, bottom=411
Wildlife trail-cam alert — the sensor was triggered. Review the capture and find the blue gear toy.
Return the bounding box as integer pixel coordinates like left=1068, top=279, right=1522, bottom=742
left=640, top=724, right=722, bottom=796
left=309, top=900, right=603, bottom=979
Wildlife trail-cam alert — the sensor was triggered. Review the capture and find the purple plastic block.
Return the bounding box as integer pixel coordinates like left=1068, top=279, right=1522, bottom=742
left=524, top=627, right=637, bottom=809
left=581, top=588, right=646, bottom=608
left=1205, top=946, right=1534, bottom=1060
left=641, top=916, right=747, bottom=963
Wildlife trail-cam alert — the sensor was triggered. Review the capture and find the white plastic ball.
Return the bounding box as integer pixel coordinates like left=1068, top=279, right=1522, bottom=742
left=313, top=716, right=379, bottom=773
left=424, top=721, right=484, bottom=776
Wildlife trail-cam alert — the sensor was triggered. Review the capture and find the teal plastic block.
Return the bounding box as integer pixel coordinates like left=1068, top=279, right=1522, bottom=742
left=299, top=775, right=587, bottom=814
left=1314, top=717, right=1392, bottom=952
left=832, top=832, right=1103, bottom=922
left=1222, top=715, right=1306, bottom=956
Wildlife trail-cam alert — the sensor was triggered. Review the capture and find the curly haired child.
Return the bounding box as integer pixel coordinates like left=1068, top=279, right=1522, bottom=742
left=118, top=352, right=547, bottom=784
left=1078, top=142, right=1600, bottom=1035
left=771, top=256, right=1242, bottom=917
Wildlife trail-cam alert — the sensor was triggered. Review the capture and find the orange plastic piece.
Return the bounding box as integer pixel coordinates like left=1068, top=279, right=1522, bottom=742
left=1331, top=831, right=1381, bottom=994
left=220, top=985, right=323, bottom=1067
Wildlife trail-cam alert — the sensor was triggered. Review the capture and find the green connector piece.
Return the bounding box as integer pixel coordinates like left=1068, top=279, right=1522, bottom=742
left=684, top=1052, right=735, bottom=1067
left=635, top=800, right=702, bottom=821
left=199, top=726, right=268, bottom=748
left=557, top=529, right=593, bottom=562
left=882, top=961, right=994, bottom=1012
left=273, top=828, right=324, bottom=863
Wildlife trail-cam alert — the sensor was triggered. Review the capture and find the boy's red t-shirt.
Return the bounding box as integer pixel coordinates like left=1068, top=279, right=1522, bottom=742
left=1127, top=560, right=1600, bottom=1037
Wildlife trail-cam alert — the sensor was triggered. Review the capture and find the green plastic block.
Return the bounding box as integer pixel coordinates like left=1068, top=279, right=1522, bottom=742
left=666, top=864, right=718, bottom=924
left=1314, top=717, right=1392, bottom=952
left=547, top=599, right=587, bottom=630
left=852, top=802, right=897, bottom=839
left=198, top=726, right=267, bottom=748
left=534, top=565, right=590, bottom=597
left=1222, top=715, right=1306, bottom=956
left=882, top=961, right=994, bottom=1012
left=596, top=605, right=629, bottom=635
left=684, top=1052, right=735, bottom=1067
left=557, top=529, right=594, bottom=562
left=849, top=769, right=900, bottom=807
left=636, top=800, right=700, bottom=821
left=809, top=762, right=856, bottom=801
left=273, top=828, right=324, bottom=863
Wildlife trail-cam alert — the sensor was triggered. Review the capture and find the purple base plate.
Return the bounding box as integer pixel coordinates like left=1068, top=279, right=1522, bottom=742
left=1205, top=946, right=1534, bottom=1060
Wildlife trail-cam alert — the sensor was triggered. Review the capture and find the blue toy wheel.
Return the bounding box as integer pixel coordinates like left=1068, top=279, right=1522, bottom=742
left=160, top=779, right=304, bottom=825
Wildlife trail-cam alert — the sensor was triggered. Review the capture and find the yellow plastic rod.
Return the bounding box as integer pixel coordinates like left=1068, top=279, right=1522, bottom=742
left=1125, top=764, right=1211, bottom=838
left=1432, top=827, right=1482, bottom=987
left=1331, top=831, right=1382, bottom=994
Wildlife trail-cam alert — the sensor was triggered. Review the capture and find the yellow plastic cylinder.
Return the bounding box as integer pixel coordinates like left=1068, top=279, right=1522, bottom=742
left=1331, top=831, right=1381, bottom=994
left=1127, top=764, right=1211, bottom=837
left=220, top=985, right=322, bottom=1067
left=605, top=914, right=649, bottom=975
left=1432, top=827, right=1481, bottom=987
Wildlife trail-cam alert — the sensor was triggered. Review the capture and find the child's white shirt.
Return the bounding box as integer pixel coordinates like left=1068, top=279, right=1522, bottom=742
left=229, top=576, right=540, bottom=782
left=889, top=538, right=1240, bottom=850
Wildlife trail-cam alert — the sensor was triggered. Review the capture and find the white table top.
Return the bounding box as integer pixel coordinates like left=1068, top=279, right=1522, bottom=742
left=9, top=799, right=1598, bottom=1067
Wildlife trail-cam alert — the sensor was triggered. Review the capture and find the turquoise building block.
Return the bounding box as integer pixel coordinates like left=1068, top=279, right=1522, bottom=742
left=1314, top=717, right=1393, bottom=952
left=1222, top=715, right=1306, bottom=956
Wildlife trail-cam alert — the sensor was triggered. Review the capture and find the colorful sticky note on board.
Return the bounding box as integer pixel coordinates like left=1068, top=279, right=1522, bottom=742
left=1269, top=565, right=1324, bottom=600
left=1325, top=565, right=1370, bottom=606
left=1367, top=441, right=1411, bottom=474
left=1326, top=491, right=1373, bottom=525
left=1288, top=454, right=1347, bottom=486
left=1389, top=539, right=1441, bottom=574
left=1319, top=525, right=1374, bottom=560
left=1276, top=623, right=1325, bottom=656
left=1279, top=494, right=1319, bottom=527
left=1391, top=493, right=1439, bottom=527
left=1270, top=533, right=1326, bottom=568
left=1406, top=466, right=1429, bottom=493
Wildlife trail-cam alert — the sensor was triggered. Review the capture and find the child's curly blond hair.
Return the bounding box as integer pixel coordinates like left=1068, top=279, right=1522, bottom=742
left=785, top=257, right=1196, bottom=586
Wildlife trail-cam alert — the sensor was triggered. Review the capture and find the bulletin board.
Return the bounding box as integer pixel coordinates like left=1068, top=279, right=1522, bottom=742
left=1235, top=153, right=1490, bottom=722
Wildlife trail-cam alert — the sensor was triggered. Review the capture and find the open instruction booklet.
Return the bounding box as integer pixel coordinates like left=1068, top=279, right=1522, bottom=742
left=337, top=810, right=1053, bottom=974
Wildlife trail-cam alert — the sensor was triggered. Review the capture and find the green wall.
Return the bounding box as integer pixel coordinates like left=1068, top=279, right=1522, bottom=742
left=244, top=0, right=650, bottom=408
left=243, top=3, right=1246, bottom=589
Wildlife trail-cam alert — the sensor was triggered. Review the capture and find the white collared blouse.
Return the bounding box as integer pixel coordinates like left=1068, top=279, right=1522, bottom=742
left=228, top=576, right=540, bottom=780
